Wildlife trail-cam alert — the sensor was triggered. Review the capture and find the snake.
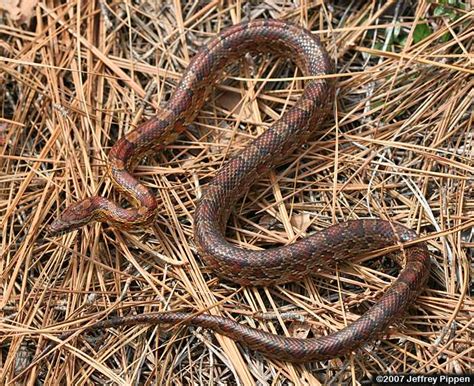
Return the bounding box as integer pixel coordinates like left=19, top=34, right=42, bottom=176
left=47, top=20, right=430, bottom=362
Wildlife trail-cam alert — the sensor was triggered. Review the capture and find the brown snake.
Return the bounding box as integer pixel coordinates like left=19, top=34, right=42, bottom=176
left=47, top=20, right=430, bottom=362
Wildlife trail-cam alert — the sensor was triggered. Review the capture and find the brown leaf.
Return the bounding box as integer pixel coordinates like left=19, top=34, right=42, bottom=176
left=288, top=321, right=311, bottom=339
left=290, top=212, right=312, bottom=232
left=0, top=0, right=38, bottom=23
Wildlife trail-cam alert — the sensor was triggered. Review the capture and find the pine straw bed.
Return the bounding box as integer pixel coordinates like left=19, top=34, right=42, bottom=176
left=1, top=1, right=473, bottom=384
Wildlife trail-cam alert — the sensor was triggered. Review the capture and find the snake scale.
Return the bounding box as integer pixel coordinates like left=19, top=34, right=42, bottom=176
left=48, top=20, right=430, bottom=362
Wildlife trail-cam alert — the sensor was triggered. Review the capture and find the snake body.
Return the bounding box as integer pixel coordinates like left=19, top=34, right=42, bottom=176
left=48, top=20, right=430, bottom=362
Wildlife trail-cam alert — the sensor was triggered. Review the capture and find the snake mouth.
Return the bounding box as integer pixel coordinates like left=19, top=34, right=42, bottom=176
left=46, top=218, right=83, bottom=235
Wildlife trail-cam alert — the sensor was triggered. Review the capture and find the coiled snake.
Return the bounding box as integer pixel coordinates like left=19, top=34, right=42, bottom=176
left=48, top=20, right=430, bottom=362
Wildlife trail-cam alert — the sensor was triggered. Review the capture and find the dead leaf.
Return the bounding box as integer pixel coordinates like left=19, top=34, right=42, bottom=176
left=217, top=90, right=243, bottom=115
left=259, top=214, right=282, bottom=230
left=0, top=0, right=38, bottom=23
left=290, top=212, right=312, bottom=232
left=288, top=321, right=311, bottom=339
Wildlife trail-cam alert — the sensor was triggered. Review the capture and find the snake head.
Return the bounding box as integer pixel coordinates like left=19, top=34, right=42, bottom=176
left=47, top=198, right=97, bottom=235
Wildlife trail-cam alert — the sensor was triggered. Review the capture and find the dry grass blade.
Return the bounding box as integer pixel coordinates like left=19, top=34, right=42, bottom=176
left=1, top=1, right=472, bottom=384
